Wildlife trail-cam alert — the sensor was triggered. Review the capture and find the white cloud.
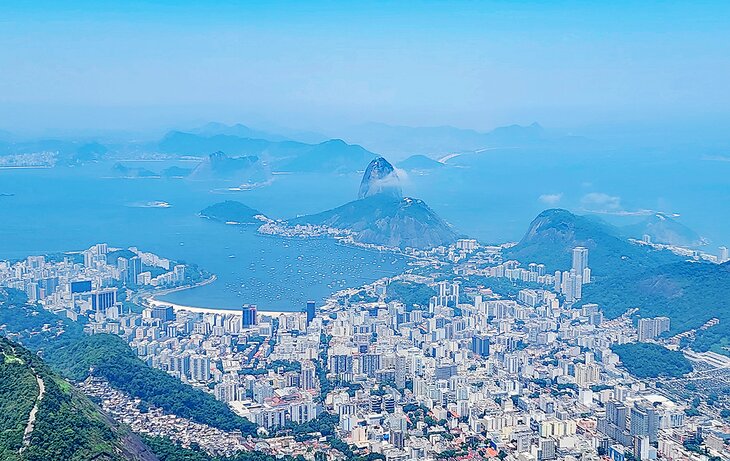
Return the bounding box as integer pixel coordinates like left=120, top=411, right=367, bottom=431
left=393, top=167, right=410, bottom=185
left=538, top=193, right=563, bottom=205
left=581, top=192, right=622, bottom=211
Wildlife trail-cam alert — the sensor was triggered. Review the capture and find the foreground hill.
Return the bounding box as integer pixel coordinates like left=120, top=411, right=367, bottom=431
left=0, top=337, right=157, bottom=461
left=44, top=334, right=258, bottom=436
left=0, top=289, right=258, bottom=437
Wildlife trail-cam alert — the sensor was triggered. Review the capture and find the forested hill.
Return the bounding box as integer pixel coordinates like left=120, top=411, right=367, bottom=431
left=504, top=209, right=730, bottom=353
left=43, top=334, right=258, bottom=436
left=0, top=337, right=157, bottom=461
left=503, top=208, right=679, bottom=274
left=0, top=288, right=258, bottom=436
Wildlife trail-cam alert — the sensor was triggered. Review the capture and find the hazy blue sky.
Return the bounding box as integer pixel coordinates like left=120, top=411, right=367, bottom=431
left=1, top=1, right=729, bottom=136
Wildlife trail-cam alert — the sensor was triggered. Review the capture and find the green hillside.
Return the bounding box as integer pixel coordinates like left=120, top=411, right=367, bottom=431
left=503, top=208, right=678, bottom=275
left=1, top=288, right=257, bottom=435
left=504, top=209, right=730, bottom=352
left=0, top=337, right=156, bottom=461
left=200, top=201, right=263, bottom=224
left=44, top=334, right=258, bottom=436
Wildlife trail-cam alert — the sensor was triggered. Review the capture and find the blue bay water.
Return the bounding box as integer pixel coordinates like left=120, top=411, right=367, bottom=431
left=1, top=147, right=728, bottom=312
left=0, top=163, right=407, bottom=311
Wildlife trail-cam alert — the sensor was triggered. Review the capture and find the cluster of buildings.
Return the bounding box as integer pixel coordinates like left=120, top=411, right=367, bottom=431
left=636, top=237, right=730, bottom=265
left=458, top=245, right=593, bottom=304
left=4, top=240, right=730, bottom=461
left=0, top=243, right=189, bottom=322
left=637, top=317, right=671, bottom=342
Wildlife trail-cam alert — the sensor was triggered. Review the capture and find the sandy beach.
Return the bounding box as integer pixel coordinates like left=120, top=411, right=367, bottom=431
left=146, top=296, right=294, bottom=318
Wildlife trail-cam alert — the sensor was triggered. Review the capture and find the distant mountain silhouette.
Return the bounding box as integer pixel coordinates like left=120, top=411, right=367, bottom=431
left=158, top=131, right=376, bottom=173
left=335, top=122, right=591, bottom=157
left=189, top=151, right=264, bottom=180
left=397, top=154, right=445, bottom=171
left=621, top=213, right=706, bottom=248
left=190, top=122, right=291, bottom=142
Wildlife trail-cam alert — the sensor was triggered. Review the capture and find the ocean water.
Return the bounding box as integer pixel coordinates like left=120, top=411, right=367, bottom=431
left=0, top=162, right=407, bottom=311
left=403, top=146, right=730, bottom=248
left=1, top=147, right=728, bottom=311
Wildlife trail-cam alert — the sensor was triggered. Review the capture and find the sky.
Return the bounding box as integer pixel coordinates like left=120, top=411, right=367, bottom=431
left=1, top=1, right=729, bottom=137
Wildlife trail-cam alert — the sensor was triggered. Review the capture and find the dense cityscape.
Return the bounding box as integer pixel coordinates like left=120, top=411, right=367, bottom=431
left=2, top=3, right=730, bottom=460
left=2, top=237, right=730, bottom=461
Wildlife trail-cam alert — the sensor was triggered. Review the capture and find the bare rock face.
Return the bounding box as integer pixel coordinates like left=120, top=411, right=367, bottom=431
left=358, top=157, right=402, bottom=199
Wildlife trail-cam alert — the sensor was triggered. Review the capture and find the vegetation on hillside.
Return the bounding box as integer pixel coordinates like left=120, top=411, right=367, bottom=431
left=0, top=288, right=84, bottom=351
left=200, top=201, right=263, bottom=224
left=504, top=209, right=730, bottom=352
left=612, top=342, right=692, bottom=378
left=584, top=261, right=730, bottom=334
left=44, top=334, right=258, bottom=436
left=0, top=337, right=154, bottom=461
left=385, top=281, right=436, bottom=310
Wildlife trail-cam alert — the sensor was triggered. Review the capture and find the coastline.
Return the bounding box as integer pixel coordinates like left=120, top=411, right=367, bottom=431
left=142, top=275, right=294, bottom=318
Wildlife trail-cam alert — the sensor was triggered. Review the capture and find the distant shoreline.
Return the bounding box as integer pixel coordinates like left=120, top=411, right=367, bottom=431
left=144, top=274, right=295, bottom=317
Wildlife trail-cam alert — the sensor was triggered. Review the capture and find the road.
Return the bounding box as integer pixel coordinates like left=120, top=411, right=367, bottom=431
left=19, top=371, right=45, bottom=454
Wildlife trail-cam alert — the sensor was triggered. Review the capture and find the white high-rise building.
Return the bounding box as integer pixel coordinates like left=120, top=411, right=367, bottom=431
left=190, top=355, right=211, bottom=382
left=572, top=247, right=589, bottom=275
left=720, top=246, right=729, bottom=263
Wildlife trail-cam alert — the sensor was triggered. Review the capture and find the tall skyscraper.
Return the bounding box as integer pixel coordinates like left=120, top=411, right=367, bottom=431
left=91, top=288, right=117, bottom=311
left=300, top=360, right=316, bottom=390
left=572, top=247, right=589, bottom=275
left=190, top=355, right=211, bottom=382
left=472, top=333, right=490, bottom=357
left=305, top=300, right=316, bottom=324
left=720, top=246, right=729, bottom=263
left=637, top=317, right=670, bottom=342
left=127, top=256, right=142, bottom=287
left=630, top=403, right=659, bottom=443
left=241, top=304, right=257, bottom=328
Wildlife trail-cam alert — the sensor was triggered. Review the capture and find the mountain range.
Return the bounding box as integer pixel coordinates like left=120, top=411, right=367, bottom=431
left=158, top=131, right=376, bottom=173
left=334, top=122, right=593, bottom=157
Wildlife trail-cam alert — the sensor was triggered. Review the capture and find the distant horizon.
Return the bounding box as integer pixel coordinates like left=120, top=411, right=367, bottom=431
left=2, top=1, right=730, bottom=144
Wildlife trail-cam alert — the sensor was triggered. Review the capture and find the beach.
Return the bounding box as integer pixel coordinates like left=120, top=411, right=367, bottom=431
left=145, top=293, right=293, bottom=318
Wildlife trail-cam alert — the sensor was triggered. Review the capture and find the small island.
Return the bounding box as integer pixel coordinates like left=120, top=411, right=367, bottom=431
left=199, top=200, right=265, bottom=224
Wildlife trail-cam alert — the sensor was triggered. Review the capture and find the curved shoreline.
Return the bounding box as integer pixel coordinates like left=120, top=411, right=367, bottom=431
left=142, top=275, right=293, bottom=317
